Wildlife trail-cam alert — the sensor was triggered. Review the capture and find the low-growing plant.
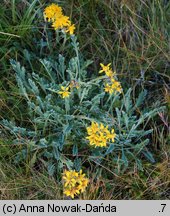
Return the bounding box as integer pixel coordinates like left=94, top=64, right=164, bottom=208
left=1, top=3, right=164, bottom=198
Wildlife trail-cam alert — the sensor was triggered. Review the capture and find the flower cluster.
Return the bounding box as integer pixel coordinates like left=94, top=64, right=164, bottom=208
left=63, top=170, right=89, bottom=198
left=86, top=122, right=116, bottom=147
left=44, top=4, right=75, bottom=35
left=99, top=63, right=122, bottom=94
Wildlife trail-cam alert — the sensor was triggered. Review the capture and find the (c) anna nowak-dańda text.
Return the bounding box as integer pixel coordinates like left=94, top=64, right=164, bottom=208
left=17, top=203, right=117, bottom=213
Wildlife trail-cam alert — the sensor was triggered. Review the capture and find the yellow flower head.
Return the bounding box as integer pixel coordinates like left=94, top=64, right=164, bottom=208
left=99, top=63, right=111, bottom=73
left=104, top=78, right=122, bottom=95
left=105, top=70, right=115, bottom=78
left=99, top=63, right=123, bottom=94
left=66, top=24, right=76, bottom=35
left=63, top=170, right=89, bottom=199
left=44, top=4, right=63, bottom=22
left=58, top=86, right=70, bottom=98
left=111, top=79, right=122, bottom=93
left=99, top=63, right=116, bottom=78
left=104, top=83, right=114, bottom=94
left=52, top=15, right=70, bottom=29
left=86, top=122, right=116, bottom=147
left=44, top=4, right=76, bottom=35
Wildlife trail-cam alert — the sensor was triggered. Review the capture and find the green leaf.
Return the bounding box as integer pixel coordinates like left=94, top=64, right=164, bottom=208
left=104, top=144, right=115, bottom=155
left=123, top=88, right=132, bottom=113
left=53, top=147, right=60, bottom=160
left=122, top=149, right=128, bottom=167
left=135, top=89, right=147, bottom=108
left=74, top=157, right=81, bottom=171
left=142, top=150, right=155, bottom=163
left=63, top=124, right=72, bottom=135
left=72, top=144, right=78, bottom=156
left=47, top=163, right=56, bottom=176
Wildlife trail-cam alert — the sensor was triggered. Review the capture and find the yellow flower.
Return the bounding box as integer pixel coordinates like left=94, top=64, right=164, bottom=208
left=44, top=4, right=76, bottom=35
left=111, top=79, right=122, bottom=93
left=44, top=4, right=63, bottom=22
left=99, top=63, right=122, bottom=93
left=66, top=24, right=76, bottom=35
left=87, top=121, right=99, bottom=134
left=104, top=83, right=114, bottom=94
left=77, top=178, right=89, bottom=192
left=58, top=86, right=70, bottom=98
left=86, top=122, right=116, bottom=147
left=63, top=170, right=89, bottom=199
left=63, top=170, right=78, bottom=187
left=99, top=63, right=111, bottom=74
left=52, top=15, right=70, bottom=30
left=99, top=63, right=116, bottom=78
left=105, top=129, right=116, bottom=142
left=105, top=69, right=115, bottom=78
left=104, top=78, right=122, bottom=95
left=64, top=187, right=80, bottom=199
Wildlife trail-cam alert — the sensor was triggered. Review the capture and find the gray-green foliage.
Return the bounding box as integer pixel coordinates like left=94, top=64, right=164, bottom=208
left=1, top=34, right=164, bottom=175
